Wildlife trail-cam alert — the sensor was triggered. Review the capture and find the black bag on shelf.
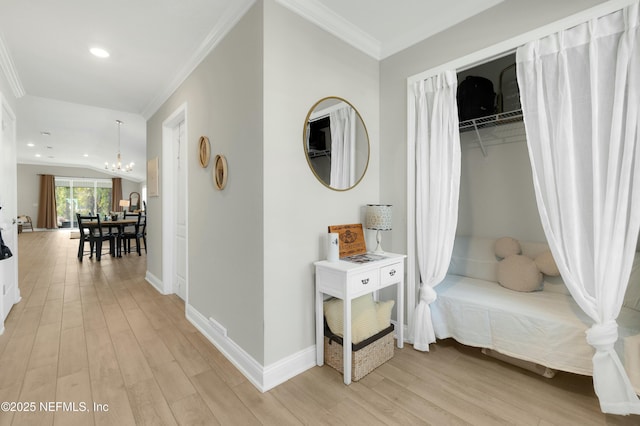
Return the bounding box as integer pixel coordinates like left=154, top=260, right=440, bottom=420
left=457, top=75, right=496, bottom=122
left=0, top=230, right=12, bottom=260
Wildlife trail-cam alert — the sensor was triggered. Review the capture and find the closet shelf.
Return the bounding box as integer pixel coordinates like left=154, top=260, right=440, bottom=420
left=459, top=109, right=523, bottom=131
left=308, top=149, right=331, bottom=159
left=459, top=109, right=523, bottom=157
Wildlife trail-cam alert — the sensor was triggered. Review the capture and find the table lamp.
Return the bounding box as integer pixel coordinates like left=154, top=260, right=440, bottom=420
left=365, top=204, right=392, bottom=253
left=119, top=199, right=130, bottom=213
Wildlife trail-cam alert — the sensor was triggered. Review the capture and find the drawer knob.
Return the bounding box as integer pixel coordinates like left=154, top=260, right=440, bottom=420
left=389, top=269, right=396, bottom=276
left=361, top=278, right=369, bottom=285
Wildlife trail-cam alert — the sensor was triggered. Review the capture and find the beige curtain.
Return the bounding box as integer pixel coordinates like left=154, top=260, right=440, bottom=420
left=112, top=178, right=123, bottom=211
left=37, top=175, right=57, bottom=229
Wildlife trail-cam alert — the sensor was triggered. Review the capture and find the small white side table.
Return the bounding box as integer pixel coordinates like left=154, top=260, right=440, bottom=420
left=314, top=252, right=406, bottom=384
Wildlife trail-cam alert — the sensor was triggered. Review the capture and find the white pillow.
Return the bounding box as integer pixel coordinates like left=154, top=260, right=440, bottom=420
left=449, top=236, right=499, bottom=282
left=521, top=241, right=552, bottom=258
left=535, top=250, right=560, bottom=276
left=375, top=300, right=395, bottom=330
left=495, top=237, right=521, bottom=259
left=497, top=255, right=543, bottom=292
left=324, top=294, right=379, bottom=344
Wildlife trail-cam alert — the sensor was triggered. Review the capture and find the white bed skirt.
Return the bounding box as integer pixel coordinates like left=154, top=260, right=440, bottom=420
left=431, top=274, right=640, bottom=377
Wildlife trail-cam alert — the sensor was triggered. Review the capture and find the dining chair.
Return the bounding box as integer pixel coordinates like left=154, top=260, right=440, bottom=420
left=76, top=213, right=115, bottom=261
left=120, top=213, right=146, bottom=255
left=138, top=214, right=147, bottom=254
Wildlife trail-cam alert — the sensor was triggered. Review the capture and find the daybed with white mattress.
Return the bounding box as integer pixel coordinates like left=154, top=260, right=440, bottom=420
left=431, top=236, right=640, bottom=385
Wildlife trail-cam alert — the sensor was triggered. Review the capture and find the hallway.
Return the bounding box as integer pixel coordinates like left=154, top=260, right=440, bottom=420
left=0, top=231, right=283, bottom=425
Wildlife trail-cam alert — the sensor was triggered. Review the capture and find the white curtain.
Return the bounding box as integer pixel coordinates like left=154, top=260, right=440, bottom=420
left=329, top=106, right=356, bottom=189
left=517, top=2, right=640, bottom=414
left=410, top=71, right=461, bottom=351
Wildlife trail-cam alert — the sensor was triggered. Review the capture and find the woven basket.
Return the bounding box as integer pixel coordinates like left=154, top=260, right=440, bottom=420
left=324, top=325, right=394, bottom=381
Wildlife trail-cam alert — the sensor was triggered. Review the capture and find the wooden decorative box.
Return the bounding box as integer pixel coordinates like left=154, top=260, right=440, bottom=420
left=328, top=223, right=367, bottom=258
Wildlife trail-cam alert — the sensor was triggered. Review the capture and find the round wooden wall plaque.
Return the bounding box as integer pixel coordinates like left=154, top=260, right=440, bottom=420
left=198, top=136, right=211, bottom=168
left=213, top=154, right=228, bottom=190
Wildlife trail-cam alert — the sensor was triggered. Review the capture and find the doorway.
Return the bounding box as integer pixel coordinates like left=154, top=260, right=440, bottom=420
left=162, top=104, right=188, bottom=301
left=0, top=96, right=20, bottom=330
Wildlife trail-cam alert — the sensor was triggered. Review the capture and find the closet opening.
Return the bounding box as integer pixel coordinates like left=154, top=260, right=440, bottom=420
left=456, top=53, right=523, bottom=156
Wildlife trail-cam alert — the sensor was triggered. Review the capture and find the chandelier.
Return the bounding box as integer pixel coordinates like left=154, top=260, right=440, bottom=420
left=105, top=119, right=134, bottom=172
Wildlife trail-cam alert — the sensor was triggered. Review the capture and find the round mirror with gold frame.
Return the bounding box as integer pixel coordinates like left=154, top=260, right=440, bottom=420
left=213, top=154, right=228, bottom=190
left=198, top=136, right=211, bottom=168
left=303, top=96, right=369, bottom=191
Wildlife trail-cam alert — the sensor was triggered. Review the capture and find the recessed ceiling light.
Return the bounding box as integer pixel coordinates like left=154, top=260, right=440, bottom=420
left=83, top=154, right=89, bottom=157
left=35, top=154, right=41, bottom=158
left=40, top=131, right=50, bottom=136
left=90, top=47, right=110, bottom=58
left=27, top=143, right=34, bottom=147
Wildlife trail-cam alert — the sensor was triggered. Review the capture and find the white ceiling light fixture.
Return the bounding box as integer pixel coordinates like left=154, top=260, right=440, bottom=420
left=90, top=47, right=110, bottom=58
left=105, top=120, right=134, bottom=172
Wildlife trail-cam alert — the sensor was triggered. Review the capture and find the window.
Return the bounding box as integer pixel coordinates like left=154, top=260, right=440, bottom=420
left=55, top=178, right=112, bottom=228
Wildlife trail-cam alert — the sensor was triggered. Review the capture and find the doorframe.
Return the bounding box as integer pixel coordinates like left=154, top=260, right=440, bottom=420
left=161, top=103, right=189, bottom=299
left=0, top=93, right=20, bottom=331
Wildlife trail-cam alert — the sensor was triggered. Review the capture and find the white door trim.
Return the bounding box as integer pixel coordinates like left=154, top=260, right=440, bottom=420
left=161, top=103, right=189, bottom=297
left=0, top=93, right=20, bottom=332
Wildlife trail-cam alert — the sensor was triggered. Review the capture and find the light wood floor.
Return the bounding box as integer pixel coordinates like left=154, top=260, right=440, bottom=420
left=0, top=231, right=638, bottom=425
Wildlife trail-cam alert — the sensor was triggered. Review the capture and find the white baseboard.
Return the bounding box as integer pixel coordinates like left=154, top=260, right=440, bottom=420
left=263, top=345, right=316, bottom=391
left=145, top=270, right=168, bottom=295
left=186, top=303, right=316, bottom=392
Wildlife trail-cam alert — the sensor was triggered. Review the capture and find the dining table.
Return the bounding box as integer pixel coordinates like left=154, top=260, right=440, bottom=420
left=84, top=218, right=139, bottom=257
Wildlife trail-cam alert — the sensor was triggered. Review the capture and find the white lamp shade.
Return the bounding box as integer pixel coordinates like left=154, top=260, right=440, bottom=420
left=365, top=204, right=392, bottom=230
left=119, top=200, right=130, bottom=208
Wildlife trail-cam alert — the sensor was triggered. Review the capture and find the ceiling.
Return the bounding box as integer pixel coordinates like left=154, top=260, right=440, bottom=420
left=0, top=0, right=502, bottom=183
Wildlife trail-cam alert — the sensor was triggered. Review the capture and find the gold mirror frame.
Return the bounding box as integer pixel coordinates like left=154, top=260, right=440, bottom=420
left=213, top=154, right=228, bottom=190
left=198, top=136, right=211, bottom=168
left=303, top=96, right=370, bottom=191
left=129, top=191, right=141, bottom=211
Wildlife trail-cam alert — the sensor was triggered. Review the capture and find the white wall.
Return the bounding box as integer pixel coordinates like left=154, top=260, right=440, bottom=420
left=146, top=2, right=265, bottom=362
left=262, top=0, right=380, bottom=365
left=457, top=125, right=545, bottom=242
left=146, top=0, right=380, bottom=372
left=17, top=164, right=140, bottom=224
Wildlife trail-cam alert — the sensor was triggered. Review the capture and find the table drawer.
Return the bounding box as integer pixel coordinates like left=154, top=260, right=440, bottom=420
left=380, top=262, right=403, bottom=286
left=349, top=270, right=379, bottom=293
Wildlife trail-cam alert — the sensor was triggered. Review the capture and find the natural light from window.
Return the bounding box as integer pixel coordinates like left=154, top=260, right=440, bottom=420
left=54, top=177, right=112, bottom=228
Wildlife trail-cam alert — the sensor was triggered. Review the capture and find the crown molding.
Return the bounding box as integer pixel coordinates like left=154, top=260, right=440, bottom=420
left=141, top=0, right=256, bottom=119
left=0, top=33, right=26, bottom=98
left=275, top=0, right=381, bottom=60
